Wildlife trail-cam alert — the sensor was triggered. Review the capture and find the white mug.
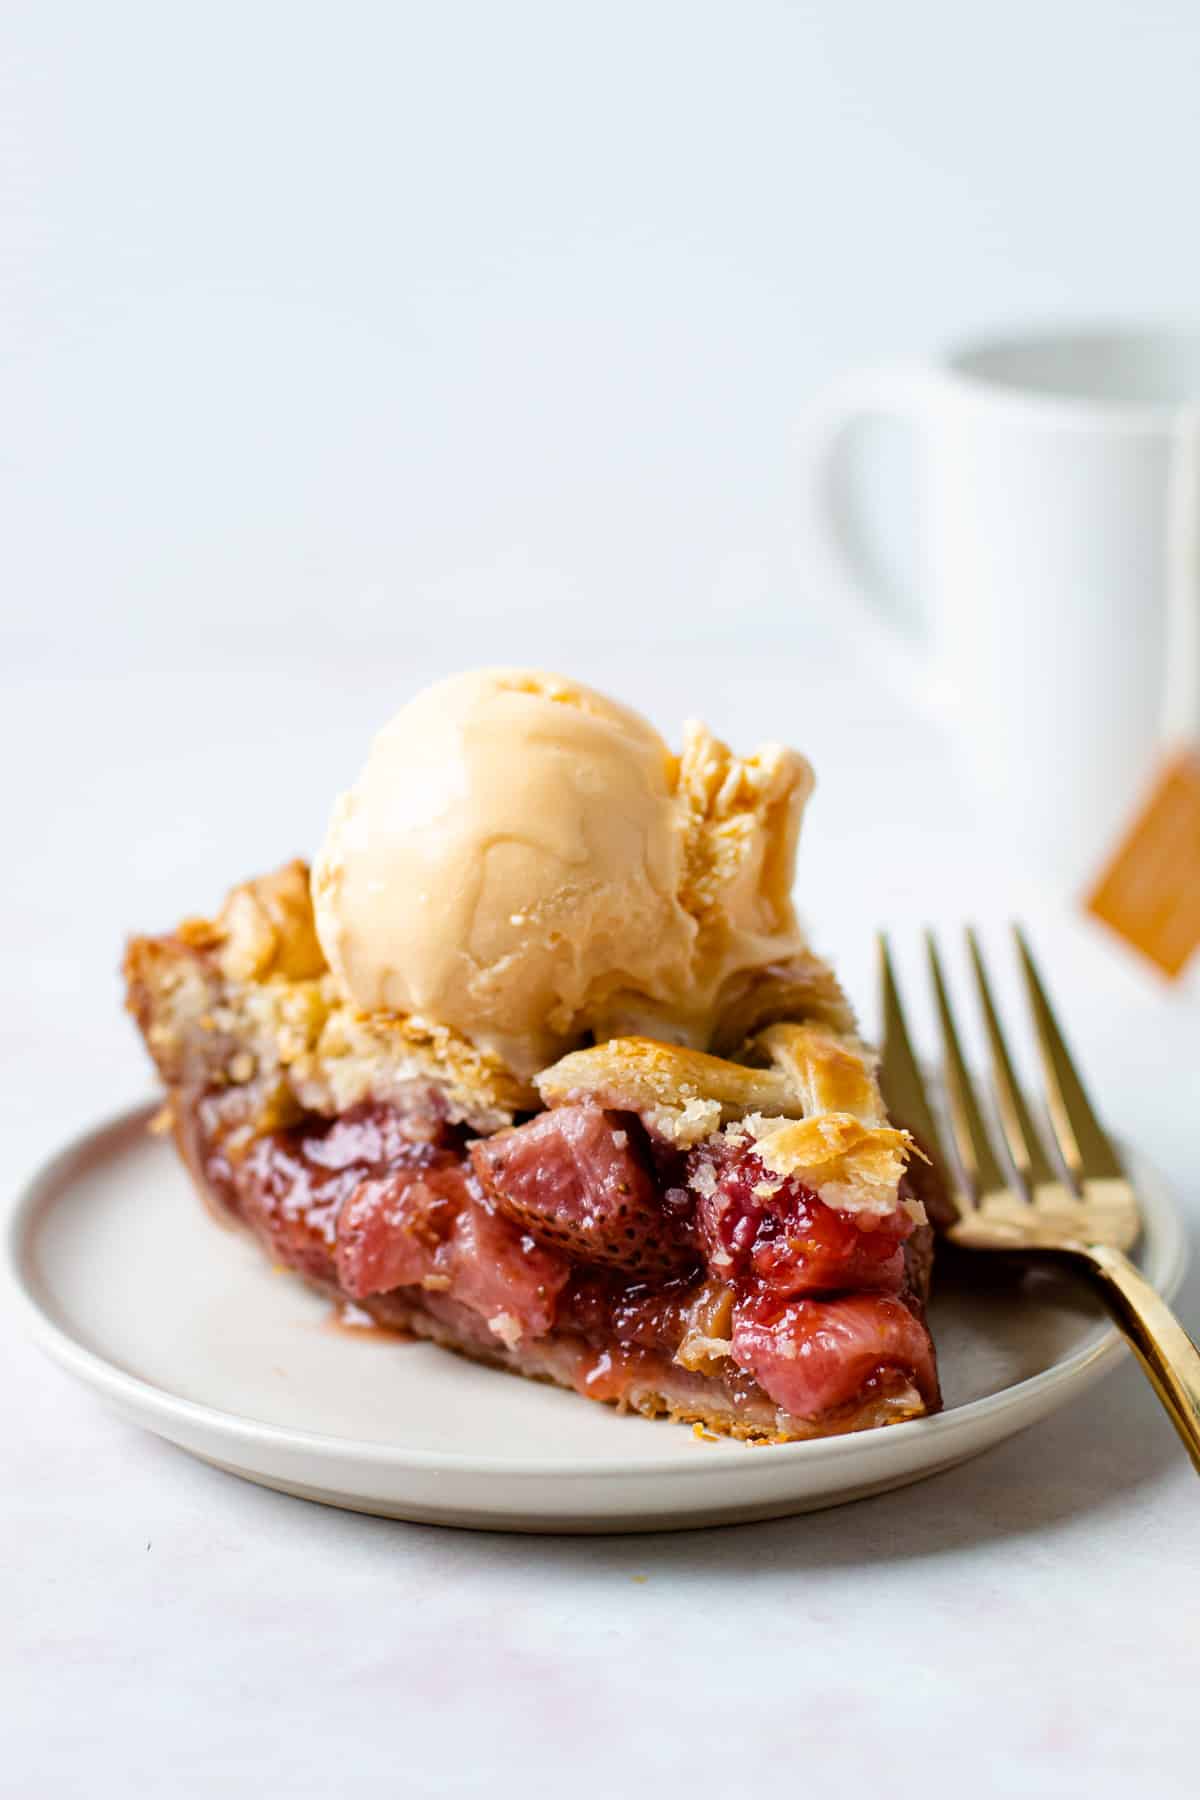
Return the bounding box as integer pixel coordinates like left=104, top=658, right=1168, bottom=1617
left=800, top=325, right=1200, bottom=884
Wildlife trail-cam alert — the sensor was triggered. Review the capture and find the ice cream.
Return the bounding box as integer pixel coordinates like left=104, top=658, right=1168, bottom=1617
left=312, top=668, right=813, bottom=1077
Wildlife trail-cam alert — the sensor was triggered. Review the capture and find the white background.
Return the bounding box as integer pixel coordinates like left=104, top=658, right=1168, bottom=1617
left=4, top=6, right=1200, bottom=1797
left=8, top=0, right=1200, bottom=672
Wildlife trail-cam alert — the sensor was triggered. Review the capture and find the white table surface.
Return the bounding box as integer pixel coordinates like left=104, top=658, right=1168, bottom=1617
left=4, top=638, right=1198, bottom=1800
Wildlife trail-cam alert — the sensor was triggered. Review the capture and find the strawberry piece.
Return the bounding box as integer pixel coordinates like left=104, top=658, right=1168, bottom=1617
left=691, top=1143, right=912, bottom=1297
left=443, top=1199, right=570, bottom=1341
left=335, top=1162, right=467, bottom=1298
left=730, top=1292, right=939, bottom=1419
left=470, top=1105, right=695, bottom=1279
left=336, top=1158, right=569, bottom=1341
left=229, top=1099, right=461, bottom=1287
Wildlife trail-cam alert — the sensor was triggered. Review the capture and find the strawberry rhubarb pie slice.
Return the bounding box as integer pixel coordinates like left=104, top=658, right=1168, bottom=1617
left=125, top=669, right=941, bottom=1441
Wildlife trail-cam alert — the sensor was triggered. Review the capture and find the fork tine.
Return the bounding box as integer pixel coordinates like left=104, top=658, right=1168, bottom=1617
left=966, top=927, right=1060, bottom=1200
left=1013, top=926, right=1124, bottom=1182
left=876, top=933, right=946, bottom=1171
left=878, top=933, right=970, bottom=1218
left=925, top=931, right=1010, bottom=1202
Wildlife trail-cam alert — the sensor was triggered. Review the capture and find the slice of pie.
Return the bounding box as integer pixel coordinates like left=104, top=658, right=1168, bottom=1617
left=124, top=669, right=941, bottom=1442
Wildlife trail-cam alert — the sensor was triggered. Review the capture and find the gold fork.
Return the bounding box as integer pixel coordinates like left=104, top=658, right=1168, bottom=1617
left=879, top=925, right=1200, bottom=1472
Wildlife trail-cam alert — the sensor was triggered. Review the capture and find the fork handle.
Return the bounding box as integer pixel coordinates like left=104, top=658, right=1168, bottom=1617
left=1078, top=1244, right=1200, bottom=1473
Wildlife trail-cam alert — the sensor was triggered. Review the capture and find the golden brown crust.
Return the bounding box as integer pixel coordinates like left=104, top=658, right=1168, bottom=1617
left=751, top=1020, right=889, bottom=1124
left=535, top=1036, right=801, bottom=1142
left=207, top=860, right=328, bottom=983
left=746, top=1115, right=914, bottom=1212
left=125, top=862, right=916, bottom=1219
left=125, top=860, right=873, bottom=1146
left=738, top=1021, right=922, bottom=1213
left=675, top=722, right=813, bottom=956
left=124, top=862, right=532, bottom=1133
left=536, top=1018, right=918, bottom=1218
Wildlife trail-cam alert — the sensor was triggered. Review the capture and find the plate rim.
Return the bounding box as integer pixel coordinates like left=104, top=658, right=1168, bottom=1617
left=6, top=1098, right=1191, bottom=1484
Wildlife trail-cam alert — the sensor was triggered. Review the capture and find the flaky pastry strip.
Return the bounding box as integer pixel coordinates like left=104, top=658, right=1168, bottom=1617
left=536, top=1025, right=920, bottom=1216
left=739, top=1024, right=924, bottom=1213
left=738, top=1114, right=916, bottom=1216
left=536, top=1018, right=892, bottom=1141
left=534, top=1036, right=805, bottom=1145
left=749, top=1021, right=889, bottom=1125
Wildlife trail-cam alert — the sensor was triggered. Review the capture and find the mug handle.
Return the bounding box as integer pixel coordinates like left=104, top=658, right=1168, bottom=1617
left=797, top=361, right=946, bottom=719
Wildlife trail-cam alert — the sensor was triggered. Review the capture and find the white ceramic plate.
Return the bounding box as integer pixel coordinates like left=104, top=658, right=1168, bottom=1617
left=8, top=1101, right=1189, bottom=1532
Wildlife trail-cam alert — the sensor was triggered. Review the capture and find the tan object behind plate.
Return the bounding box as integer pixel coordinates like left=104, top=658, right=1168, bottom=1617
left=1085, top=748, right=1200, bottom=978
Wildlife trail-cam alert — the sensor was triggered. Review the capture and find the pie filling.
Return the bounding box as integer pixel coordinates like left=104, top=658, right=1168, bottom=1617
left=175, top=1084, right=939, bottom=1438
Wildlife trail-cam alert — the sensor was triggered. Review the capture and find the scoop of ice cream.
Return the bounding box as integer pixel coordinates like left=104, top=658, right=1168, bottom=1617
left=312, top=668, right=813, bottom=1077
